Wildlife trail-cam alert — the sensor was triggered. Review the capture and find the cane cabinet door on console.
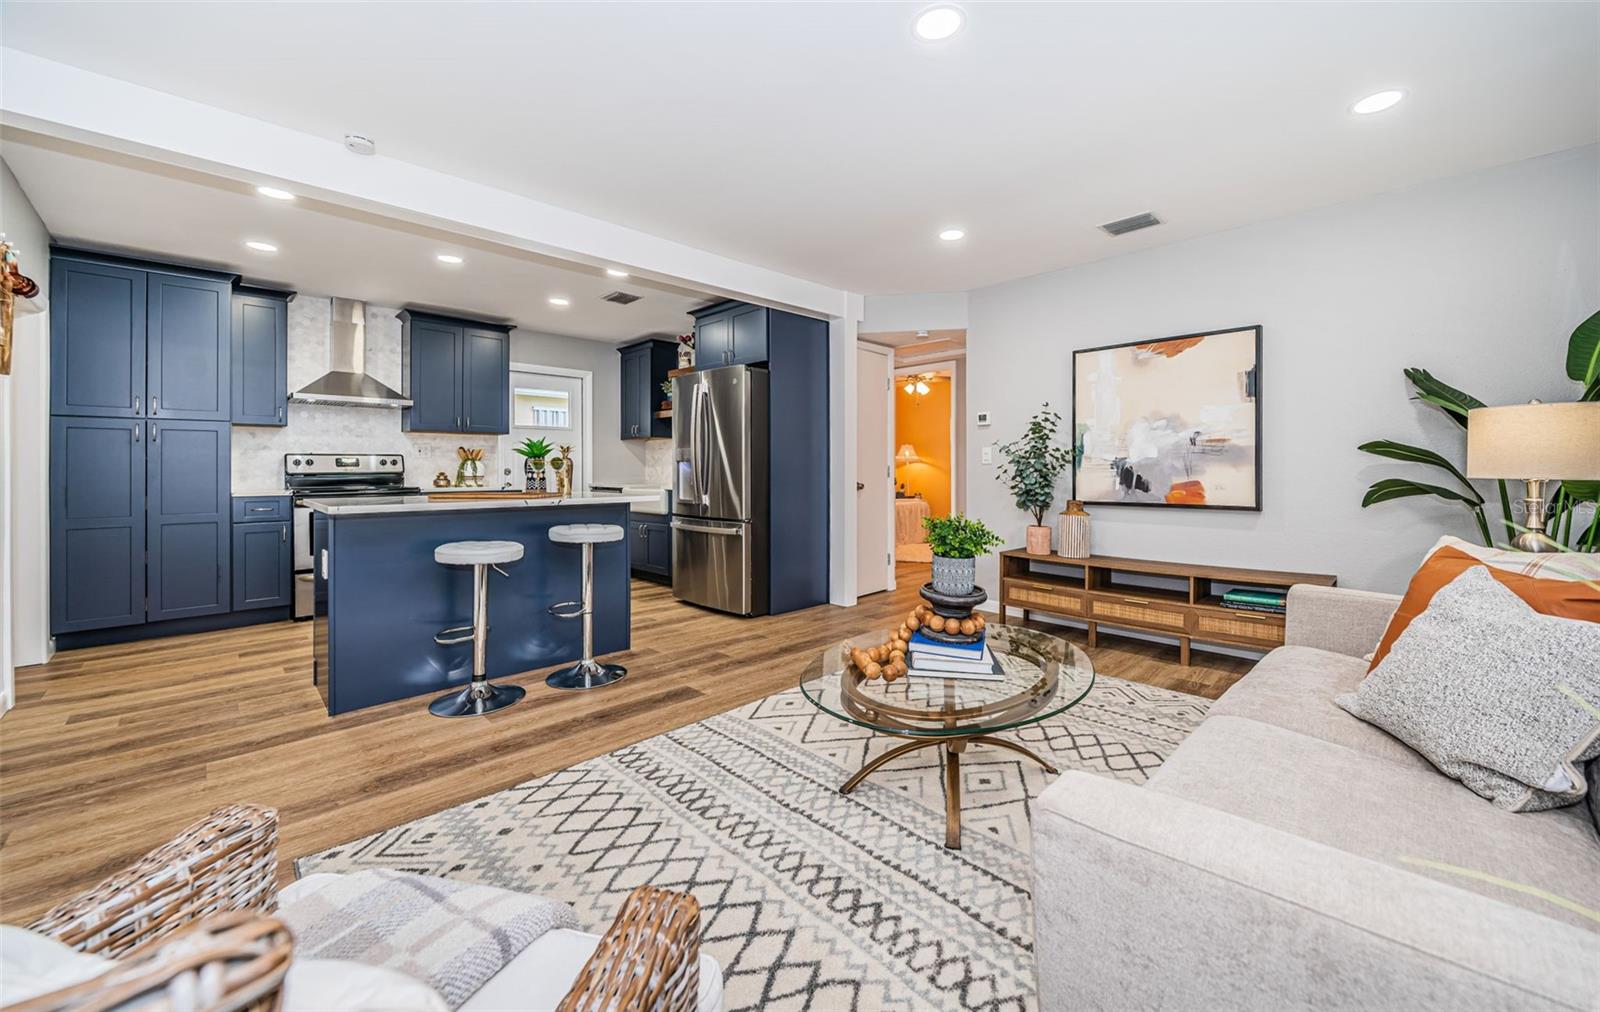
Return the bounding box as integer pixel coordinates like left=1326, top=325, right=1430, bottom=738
left=145, top=419, right=232, bottom=622
left=50, top=417, right=147, bottom=633
left=49, top=258, right=147, bottom=418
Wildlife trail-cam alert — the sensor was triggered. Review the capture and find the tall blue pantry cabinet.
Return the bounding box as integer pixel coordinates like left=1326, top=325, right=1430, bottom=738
left=49, top=249, right=248, bottom=646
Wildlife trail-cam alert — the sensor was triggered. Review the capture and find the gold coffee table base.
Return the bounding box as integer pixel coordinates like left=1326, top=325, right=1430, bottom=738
left=839, top=734, right=1059, bottom=849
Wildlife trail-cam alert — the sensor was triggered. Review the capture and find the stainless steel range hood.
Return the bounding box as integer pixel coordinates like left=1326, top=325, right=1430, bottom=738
left=290, top=298, right=412, bottom=408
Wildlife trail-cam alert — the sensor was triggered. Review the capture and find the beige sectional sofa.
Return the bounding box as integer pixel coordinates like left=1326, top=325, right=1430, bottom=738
left=1032, top=584, right=1600, bottom=1010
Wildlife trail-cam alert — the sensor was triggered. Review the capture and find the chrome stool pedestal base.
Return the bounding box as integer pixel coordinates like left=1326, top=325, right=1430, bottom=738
left=429, top=681, right=527, bottom=717
left=546, top=659, right=626, bottom=690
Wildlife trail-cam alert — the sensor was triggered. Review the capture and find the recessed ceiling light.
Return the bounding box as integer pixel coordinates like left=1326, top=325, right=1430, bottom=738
left=1351, top=89, right=1406, bottom=115
left=244, top=240, right=278, bottom=253
left=548, top=296, right=571, bottom=307
left=938, top=228, right=966, bottom=242
left=436, top=253, right=464, bottom=265
left=913, top=5, right=964, bottom=41
left=256, top=185, right=295, bottom=201
left=605, top=268, right=630, bottom=278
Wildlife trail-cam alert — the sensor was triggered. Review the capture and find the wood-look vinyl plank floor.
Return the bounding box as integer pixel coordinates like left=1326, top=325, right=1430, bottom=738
left=0, top=563, right=1253, bottom=921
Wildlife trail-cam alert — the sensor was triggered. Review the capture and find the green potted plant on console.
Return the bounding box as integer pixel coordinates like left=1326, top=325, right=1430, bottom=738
left=997, top=404, right=1074, bottom=555
left=922, top=514, right=1004, bottom=596
left=514, top=437, right=554, bottom=492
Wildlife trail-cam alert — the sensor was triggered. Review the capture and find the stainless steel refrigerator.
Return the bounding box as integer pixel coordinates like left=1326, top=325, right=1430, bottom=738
left=671, top=365, right=769, bottom=615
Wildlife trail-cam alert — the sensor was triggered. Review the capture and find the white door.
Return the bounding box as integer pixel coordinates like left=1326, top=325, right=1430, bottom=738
left=503, top=369, right=586, bottom=493
left=856, top=344, right=892, bottom=596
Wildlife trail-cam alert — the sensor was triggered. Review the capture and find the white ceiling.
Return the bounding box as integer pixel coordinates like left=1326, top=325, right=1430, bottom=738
left=3, top=2, right=1595, bottom=295
left=0, top=133, right=713, bottom=341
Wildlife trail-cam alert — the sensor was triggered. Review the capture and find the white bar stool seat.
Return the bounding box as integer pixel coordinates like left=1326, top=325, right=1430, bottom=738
left=546, top=523, right=627, bottom=690
left=429, top=539, right=527, bottom=717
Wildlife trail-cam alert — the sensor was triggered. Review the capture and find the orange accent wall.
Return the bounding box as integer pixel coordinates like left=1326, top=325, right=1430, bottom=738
left=895, top=380, right=952, bottom=518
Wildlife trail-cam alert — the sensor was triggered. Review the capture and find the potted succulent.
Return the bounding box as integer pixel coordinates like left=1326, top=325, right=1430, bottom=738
left=514, top=437, right=553, bottom=492
left=997, top=404, right=1074, bottom=555
left=922, top=514, right=1004, bottom=596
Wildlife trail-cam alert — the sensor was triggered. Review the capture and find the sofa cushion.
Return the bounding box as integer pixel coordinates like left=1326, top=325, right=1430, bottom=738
left=1208, top=646, right=1429, bottom=769
left=1147, top=715, right=1600, bottom=932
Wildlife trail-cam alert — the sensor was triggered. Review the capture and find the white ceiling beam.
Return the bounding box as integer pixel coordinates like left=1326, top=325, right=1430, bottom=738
left=0, top=48, right=850, bottom=320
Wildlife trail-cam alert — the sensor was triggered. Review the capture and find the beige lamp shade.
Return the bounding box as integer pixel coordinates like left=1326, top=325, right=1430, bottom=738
left=1465, top=402, right=1600, bottom=479
left=895, top=443, right=922, bottom=466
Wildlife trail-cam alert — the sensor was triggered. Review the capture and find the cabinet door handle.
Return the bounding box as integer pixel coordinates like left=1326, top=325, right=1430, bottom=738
left=133, top=422, right=141, bottom=443
left=134, top=395, right=141, bottom=414
left=466, top=415, right=471, bottom=428
left=281, top=526, right=288, bottom=543
left=248, top=505, right=273, bottom=513
left=150, top=396, right=158, bottom=415
left=277, top=406, right=284, bottom=421
left=150, top=423, right=158, bottom=443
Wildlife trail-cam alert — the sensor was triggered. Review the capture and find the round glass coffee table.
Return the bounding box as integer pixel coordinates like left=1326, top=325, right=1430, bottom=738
left=799, top=623, right=1095, bottom=849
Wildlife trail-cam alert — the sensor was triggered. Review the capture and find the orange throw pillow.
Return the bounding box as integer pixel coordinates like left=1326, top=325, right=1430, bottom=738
left=1368, top=546, right=1600, bottom=670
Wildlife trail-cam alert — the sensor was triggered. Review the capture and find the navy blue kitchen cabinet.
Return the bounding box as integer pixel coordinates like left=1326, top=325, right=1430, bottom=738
left=618, top=339, right=676, bottom=439
left=49, top=416, right=147, bottom=633
left=49, top=257, right=147, bottom=417
left=629, top=513, right=672, bottom=580
left=691, top=302, right=769, bottom=368
left=461, top=324, right=510, bottom=434
left=145, top=419, right=231, bottom=622
left=400, top=310, right=509, bottom=434
left=232, top=288, right=291, bottom=426
left=232, top=513, right=292, bottom=612
left=148, top=272, right=232, bottom=421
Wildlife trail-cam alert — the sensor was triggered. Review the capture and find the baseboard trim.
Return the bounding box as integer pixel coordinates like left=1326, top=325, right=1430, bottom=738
left=55, top=608, right=293, bottom=651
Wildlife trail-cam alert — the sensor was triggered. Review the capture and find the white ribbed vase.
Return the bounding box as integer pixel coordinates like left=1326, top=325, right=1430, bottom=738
left=1057, top=502, right=1092, bottom=559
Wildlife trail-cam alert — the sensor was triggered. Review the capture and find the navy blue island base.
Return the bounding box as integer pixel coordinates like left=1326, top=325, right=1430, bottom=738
left=311, top=501, right=633, bottom=715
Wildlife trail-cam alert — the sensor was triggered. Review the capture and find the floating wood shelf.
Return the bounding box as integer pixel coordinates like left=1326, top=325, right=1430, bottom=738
left=654, top=410, right=673, bottom=420
left=998, top=549, right=1337, bottom=665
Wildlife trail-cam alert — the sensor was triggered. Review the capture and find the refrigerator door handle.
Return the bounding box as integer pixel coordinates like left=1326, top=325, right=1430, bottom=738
left=671, top=519, right=741, bottom=536
left=695, top=381, right=712, bottom=505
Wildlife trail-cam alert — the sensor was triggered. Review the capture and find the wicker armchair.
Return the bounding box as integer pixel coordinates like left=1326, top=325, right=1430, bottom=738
left=28, top=804, right=279, bottom=959
left=558, top=885, right=703, bottom=1012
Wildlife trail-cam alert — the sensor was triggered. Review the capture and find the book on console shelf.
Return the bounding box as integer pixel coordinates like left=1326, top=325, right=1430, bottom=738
left=1220, top=600, right=1286, bottom=615
left=1222, top=589, right=1287, bottom=605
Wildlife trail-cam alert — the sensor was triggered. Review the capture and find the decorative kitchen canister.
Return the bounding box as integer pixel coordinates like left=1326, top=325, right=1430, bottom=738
left=455, top=446, right=486, bottom=488
left=1057, top=500, right=1092, bottom=559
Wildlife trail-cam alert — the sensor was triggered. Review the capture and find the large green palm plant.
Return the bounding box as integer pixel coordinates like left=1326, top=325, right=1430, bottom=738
left=1359, top=310, right=1600, bottom=550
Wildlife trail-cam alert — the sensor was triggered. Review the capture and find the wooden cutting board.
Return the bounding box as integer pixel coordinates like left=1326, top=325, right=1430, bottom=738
left=426, top=490, right=564, bottom=501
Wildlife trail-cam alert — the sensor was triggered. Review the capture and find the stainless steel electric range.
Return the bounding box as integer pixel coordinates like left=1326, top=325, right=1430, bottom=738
left=285, top=453, right=419, bottom=619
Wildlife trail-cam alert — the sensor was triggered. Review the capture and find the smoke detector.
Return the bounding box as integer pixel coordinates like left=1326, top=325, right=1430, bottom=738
left=1099, top=212, right=1162, bottom=236
left=344, top=134, right=377, bottom=156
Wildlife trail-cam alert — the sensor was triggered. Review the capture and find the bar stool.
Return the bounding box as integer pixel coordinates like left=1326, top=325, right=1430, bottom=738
left=546, top=523, right=626, bottom=690
left=429, top=540, right=527, bottom=717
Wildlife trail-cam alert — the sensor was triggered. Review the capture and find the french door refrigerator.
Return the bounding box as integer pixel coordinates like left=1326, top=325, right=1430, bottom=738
left=671, top=364, right=769, bottom=615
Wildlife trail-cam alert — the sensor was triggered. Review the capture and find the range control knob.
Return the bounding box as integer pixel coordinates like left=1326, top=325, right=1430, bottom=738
left=379, top=458, right=389, bottom=466
left=305, top=458, right=316, bottom=466
left=292, top=458, right=302, bottom=466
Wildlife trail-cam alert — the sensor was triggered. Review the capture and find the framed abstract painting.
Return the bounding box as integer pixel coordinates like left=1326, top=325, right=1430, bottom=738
left=1071, top=325, right=1262, bottom=511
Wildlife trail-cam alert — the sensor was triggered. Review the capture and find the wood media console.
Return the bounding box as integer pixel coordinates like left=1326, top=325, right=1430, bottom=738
left=997, top=550, right=1337, bottom=665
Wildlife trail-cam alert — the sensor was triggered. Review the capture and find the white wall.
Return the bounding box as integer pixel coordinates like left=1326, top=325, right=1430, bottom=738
left=231, top=297, right=641, bottom=491
left=862, top=291, right=968, bottom=333
left=966, top=146, right=1598, bottom=595
left=2, top=158, right=52, bottom=692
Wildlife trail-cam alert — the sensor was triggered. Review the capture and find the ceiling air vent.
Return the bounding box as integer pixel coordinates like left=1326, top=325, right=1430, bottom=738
left=1099, top=212, right=1162, bottom=237
left=601, top=291, right=641, bottom=305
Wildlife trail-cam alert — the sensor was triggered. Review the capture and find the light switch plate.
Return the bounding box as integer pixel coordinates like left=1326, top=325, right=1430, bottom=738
left=976, top=411, right=991, bottom=427
left=981, top=446, right=993, bottom=465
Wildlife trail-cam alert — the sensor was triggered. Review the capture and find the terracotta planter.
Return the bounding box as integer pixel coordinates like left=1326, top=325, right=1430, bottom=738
left=1026, top=525, right=1053, bottom=555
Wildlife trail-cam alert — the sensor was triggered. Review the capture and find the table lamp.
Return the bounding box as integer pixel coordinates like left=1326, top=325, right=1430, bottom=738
left=895, top=443, right=922, bottom=467
left=1466, top=401, right=1600, bottom=552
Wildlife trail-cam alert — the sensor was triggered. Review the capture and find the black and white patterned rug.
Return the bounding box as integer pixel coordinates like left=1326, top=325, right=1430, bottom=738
left=297, top=676, right=1210, bottom=1011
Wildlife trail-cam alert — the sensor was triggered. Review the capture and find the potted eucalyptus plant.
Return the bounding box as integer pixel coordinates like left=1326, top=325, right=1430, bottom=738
left=922, top=514, right=1004, bottom=596
left=997, top=404, right=1074, bottom=554
left=514, top=437, right=553, bottom=492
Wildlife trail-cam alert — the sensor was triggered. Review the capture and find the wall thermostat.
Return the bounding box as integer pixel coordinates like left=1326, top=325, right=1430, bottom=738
left=976, top=411, right=991, bottom=427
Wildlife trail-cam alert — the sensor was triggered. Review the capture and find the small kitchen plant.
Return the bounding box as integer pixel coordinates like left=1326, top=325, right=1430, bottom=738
left=997, top=404, right=1074, bottom=555
left=922, top=514, right=1004, bottom=596
left=514, top=437, right=554, bottom=493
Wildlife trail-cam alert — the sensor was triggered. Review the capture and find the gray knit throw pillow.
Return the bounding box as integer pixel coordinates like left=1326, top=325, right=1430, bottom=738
left=1335, top=565, right=1600, bottom=811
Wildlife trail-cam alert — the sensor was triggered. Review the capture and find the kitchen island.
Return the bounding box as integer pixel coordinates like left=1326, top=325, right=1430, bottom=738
left=306, top=494, right=657, bottom=715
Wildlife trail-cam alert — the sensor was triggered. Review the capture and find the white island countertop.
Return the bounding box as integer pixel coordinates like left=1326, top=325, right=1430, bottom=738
left=303, top=493, right=662, bottom=516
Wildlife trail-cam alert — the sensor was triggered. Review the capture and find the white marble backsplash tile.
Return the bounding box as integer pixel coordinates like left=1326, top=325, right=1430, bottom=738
left=642, top=438, right=674, bottom=488
left=231, top=297, right=505, bottom=492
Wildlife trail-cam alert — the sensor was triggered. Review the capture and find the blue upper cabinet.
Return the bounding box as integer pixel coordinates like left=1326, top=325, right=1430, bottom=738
left=232, top=288, right=290, bottom=426
left=148, top=272, right=232, bottom=420
left=691, top=301, right=768, bottom=369
left=400, top=310, right=509, bottom=434
left=146, top=419, right=231, bottom=622
left=50, top=257, right=147, bottom=417
left=618, top=339, right=676, bottom=439
left=49, top=416, right=147, bottom=633
left=461, top=325, right=510, bottom=434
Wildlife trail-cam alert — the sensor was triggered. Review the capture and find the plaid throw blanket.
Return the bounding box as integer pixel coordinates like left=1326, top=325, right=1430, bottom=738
left=280, top=869, right=580, bottom=1008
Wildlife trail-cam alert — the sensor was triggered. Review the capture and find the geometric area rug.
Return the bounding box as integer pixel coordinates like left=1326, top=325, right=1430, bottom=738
left=296, top=675, right=1211, bottom=1011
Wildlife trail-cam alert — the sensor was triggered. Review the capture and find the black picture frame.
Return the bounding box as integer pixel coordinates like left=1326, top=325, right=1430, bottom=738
left=1069, top=325, right=1263, bottom=512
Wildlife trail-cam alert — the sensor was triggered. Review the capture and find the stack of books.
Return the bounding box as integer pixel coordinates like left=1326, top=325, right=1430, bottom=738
left=906, top=629, right=1003, bottom=681
left=1220, top=589, right=1287, bottom=615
